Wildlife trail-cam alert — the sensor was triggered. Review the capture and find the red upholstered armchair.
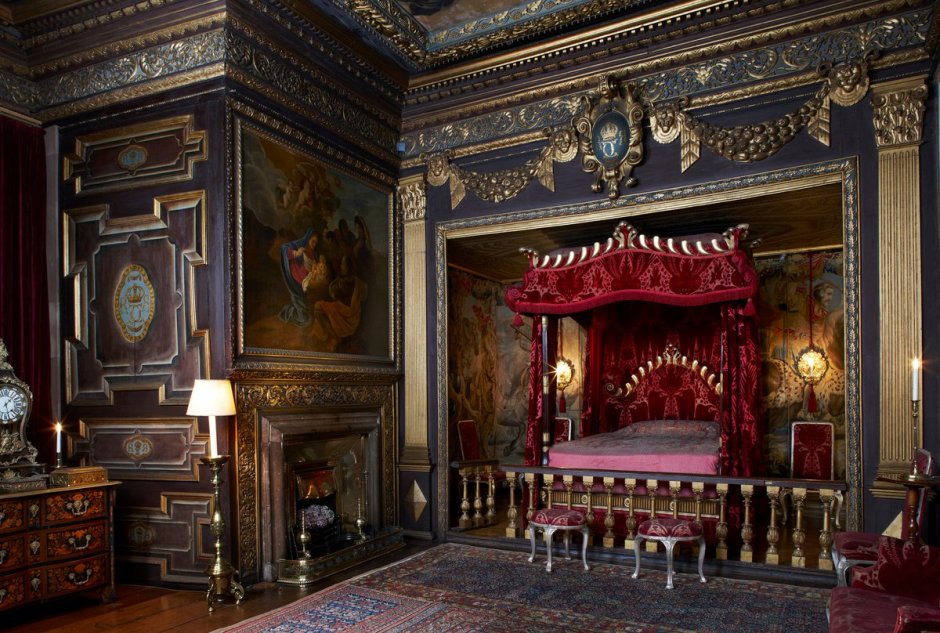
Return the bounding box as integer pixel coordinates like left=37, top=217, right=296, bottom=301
left=831, top=448, right=934, bottom=586
left=829, top=536, right=940, bottom=633
left=456, top=419, right=505, bottom=482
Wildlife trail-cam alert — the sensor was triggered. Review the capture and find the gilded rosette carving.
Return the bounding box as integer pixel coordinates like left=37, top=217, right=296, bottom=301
left=573, top=76, right=645, bottom=199
left=872, top=84, right=928, bottom=147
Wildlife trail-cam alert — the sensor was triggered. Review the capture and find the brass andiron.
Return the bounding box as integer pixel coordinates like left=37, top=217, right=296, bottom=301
left=297, top=511, right=312, bottom=559
left=201, top=455, right=245, bottom=611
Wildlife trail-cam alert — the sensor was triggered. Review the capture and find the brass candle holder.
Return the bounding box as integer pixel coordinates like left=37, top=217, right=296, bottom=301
left=201, top=455, right=244, bottom=611
left=911, top=399, right=921, bottom=475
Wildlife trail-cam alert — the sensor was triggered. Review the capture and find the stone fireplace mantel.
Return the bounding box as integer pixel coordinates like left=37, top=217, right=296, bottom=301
left=233, top=381, right=398, bottom=585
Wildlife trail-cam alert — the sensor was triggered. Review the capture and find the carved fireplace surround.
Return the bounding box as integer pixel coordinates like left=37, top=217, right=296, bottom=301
left=232, top=381, right=398, bottom=584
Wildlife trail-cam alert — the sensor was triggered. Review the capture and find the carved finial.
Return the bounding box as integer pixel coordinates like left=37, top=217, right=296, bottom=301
left=0, top=339, right=10, bottom=370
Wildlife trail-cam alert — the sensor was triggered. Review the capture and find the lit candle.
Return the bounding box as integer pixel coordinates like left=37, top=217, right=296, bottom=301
left=208, top=416, right=218, bottom=458
left=912, top=358, right=921, bottom=402
left=55, top=422, right=62, bottom=456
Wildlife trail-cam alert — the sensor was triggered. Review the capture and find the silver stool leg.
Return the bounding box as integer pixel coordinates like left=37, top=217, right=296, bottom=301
left=697, top=535, right=707, bottom=583
left=528, top=524, right=537, bottom=564
left=562, top=530, right=572, bottom=560
left=631, top=535, right=644, bottom=579
left=544, top=526, right=556, bottom=572
left=665, top=537, right=677, bottom=589
left=580, top=525, right=590, bottom=571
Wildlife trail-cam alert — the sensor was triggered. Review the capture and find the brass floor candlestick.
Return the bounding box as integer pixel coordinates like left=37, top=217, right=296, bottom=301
left=201, top=456, right=245, bottom=611
left=911, top=399, right=921, bottom=474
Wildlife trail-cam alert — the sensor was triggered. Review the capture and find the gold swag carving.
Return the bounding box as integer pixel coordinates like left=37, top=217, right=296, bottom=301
left=651, top=58, right=871, bottom=171
left=422, top=127, right=577, bottom=209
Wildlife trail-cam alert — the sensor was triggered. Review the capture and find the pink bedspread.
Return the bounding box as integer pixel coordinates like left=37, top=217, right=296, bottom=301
left=547, top=420, right=720, bottom=474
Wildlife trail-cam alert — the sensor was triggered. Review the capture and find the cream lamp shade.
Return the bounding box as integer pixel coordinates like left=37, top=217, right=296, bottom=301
left=187, top=379, right=236, bottom=457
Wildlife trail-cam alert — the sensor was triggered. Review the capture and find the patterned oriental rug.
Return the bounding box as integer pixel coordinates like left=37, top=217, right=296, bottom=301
left=216, top=543, right=830, bottom=632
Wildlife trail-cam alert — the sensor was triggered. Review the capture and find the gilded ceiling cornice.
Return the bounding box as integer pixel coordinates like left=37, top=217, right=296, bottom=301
left=228, top=18, right=399, bottom=127
left=400, top=8, right=931, bottom=158
left=405, top=0, right=929, bottom=104
left=15, top=0, right=180, bottom=48
left=21, top=13, right=226, bottom=79
left=251, top=0, right=407, bottom=95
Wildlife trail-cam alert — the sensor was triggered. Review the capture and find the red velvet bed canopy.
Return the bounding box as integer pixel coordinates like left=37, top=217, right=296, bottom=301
left=505, top=222, right=764, bottom=476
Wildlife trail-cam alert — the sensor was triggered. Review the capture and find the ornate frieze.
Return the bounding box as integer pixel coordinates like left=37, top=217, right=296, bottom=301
left=400, top=8, right=930, bottom=158
left=422, top=127, right=577, bottom=208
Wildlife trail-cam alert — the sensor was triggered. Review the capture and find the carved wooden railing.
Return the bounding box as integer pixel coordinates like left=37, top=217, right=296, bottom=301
left=453, top=462, right=847, bottom=571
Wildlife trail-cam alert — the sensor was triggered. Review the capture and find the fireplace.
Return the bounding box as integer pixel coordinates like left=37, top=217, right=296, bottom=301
left=232, top=382, right=402, bottom=586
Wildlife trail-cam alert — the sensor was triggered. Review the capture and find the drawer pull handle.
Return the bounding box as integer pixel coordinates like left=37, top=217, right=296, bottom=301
left=29, top=503, right=39, bottom=519
left=65, top=499, right=91, bottom=517
left=0, top=588, right=6, bottom=603
left=29, top=539, right=39, bottom=555
left=68, top=568, right=94, bottom=586
left=68, top=534, right=93, bottom=551
left=0, top=510, right=5, bottom=525
left=0, top=549, right=6, bottom=565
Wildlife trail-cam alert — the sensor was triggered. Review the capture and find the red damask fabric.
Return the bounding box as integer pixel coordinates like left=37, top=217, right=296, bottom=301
left=638, top=517, right=703, bottom=538
left=524, top=318, right=543, bottom=465
left=531, top=508, right=586, bottom=527
left=852, top=536, right=940, bottom=605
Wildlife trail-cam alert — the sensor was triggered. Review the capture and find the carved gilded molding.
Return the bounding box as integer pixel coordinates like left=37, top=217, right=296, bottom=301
left=401, top=8, right=930, bottom=158
left=422, top=127, right=577, bottom=209
left=233, top=381, right=398, bottom=582
left=434, top=159, right=862, bottom=535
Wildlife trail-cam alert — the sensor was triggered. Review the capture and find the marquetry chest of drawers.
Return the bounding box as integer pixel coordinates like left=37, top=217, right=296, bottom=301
left=0, top=481, right=118, bottom=612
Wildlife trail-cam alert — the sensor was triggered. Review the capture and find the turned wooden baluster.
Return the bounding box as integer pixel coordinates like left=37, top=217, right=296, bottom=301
left=459, top=469, right=472, bottom=529
left=692, top=482, right=704, bottom=528
left=525, top=473, right=537, bottom=528
left=472, top=470, right=485, bottom=527
left=716, top=484, right=729, bottom=560
left=505, top=472, right=519, bottom=538
left=625, top=478, right=637, bottom=549
left=646, top=480, right=660, bottom=552
left=740, top=484, right=754, bottom=563
left=584, top=476, right=595, bottom=533
left=791, top=487, right=807, bottom=568
left=766, top=485, right=781, bottom=565
left=603, top=477, right=615, bottom=548
left=818, top=488, right=835, bottom=570
left=670, top=481, right=681, bottom=519
left=486, top=469, right=496, bottom=524
left=546, top=473, right=557, bottom=509
left=563, top=475, right=574, bottom=509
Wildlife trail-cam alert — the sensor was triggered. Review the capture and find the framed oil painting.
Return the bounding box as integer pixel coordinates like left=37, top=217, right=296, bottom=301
left=236, top=119, right=395, bottom=366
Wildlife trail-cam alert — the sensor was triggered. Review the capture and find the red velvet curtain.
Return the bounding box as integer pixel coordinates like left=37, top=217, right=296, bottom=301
left=0, top=117, right=51, bottom=459
left=524, top=317, right=543, bottom=465
left=575, top=301, right=763, bottom=476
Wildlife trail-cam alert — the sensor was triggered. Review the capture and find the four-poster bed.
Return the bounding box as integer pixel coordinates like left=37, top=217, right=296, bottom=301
left=505, top=221, right=764, bottom=477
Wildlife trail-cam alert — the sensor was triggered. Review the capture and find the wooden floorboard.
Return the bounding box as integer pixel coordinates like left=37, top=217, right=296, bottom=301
left=3, top=541, right=431, bottom=632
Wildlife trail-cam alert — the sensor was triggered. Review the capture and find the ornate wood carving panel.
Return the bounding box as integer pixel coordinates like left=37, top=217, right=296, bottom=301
left=75, top=418, right=208, bottom=482
left=116, top=493, right=212, bottom=583
left=62, top=192, right=209, bottom=406
left=63, top=116, right=207, bottom=195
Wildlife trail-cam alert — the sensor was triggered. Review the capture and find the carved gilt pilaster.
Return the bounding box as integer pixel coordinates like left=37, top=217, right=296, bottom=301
left=398, top=177, right=431, bottom=468
left=871, top=76, right=927, bottom=496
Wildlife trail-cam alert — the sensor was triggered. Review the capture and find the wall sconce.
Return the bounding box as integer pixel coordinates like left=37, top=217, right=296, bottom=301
left=555, top=357, right=575, bottom=412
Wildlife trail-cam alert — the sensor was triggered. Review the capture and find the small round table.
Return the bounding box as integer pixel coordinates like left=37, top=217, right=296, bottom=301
left=632, top=517, right=707, bottom=589
left=527, top=507, right=590, bottom=573
left=875, top=473, right=940, bottom=544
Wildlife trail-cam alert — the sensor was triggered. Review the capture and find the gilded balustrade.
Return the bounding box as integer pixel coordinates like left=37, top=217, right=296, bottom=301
left=466, top=465, right=849, bottom=571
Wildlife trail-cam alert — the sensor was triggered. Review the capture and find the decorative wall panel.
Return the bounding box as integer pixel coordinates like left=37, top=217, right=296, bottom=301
left=75, top=418, right=208, bottom=482
left=62, top=192, right=209, bottom=405
left=116, top=492, right=212, bottom=583
left=63, top=116, right=207, bottom=195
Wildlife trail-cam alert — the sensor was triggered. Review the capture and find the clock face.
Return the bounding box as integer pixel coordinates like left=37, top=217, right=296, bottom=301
left=0, top=385, right=27, bottom=422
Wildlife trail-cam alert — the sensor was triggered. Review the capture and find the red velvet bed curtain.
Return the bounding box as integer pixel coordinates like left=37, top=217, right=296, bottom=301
left=0, top=116, right=51, bottom=459
left=524, top=317, right=543, bottom=465
left=720, top=301, right=763, bottom=476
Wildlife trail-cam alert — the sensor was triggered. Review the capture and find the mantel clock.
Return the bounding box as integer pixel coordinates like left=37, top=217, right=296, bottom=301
left=0, top=338, right=46, bottom=491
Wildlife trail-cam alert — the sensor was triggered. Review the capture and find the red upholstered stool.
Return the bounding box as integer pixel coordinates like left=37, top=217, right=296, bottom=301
left=527, top=508, right=590, bottom=572
left=632, top=517, right=706, bottom=589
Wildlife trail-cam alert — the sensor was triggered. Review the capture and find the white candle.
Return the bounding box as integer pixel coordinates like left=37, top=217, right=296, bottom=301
left=912, top=358, right=920, bottom=402
left=208, top=415, right=218, bottom=458
left=55, top=422, right=62, bottom=455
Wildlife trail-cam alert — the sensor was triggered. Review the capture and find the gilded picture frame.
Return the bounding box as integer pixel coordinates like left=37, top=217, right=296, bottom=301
left=234, top=117, right=397, bottom=369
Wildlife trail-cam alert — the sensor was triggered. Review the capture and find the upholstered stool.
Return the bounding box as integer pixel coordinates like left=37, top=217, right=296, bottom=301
left=632, top=517, right=706, bottom=589
left=527, top=508, right=590, bottom=572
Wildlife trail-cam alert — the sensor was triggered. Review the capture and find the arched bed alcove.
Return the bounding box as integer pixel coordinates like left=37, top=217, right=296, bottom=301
left=435, top=160, right=861, bottom=537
